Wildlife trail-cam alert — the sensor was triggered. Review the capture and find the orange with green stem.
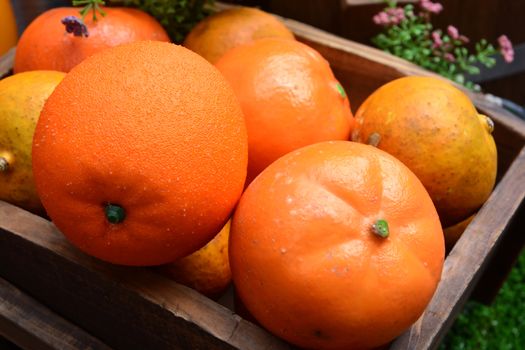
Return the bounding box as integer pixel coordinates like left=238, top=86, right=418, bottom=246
left=230, top=141, right=445, bottom=350
left=14, top=0, right=170, bottom=73
left=32, top=41, right=248, bottom=266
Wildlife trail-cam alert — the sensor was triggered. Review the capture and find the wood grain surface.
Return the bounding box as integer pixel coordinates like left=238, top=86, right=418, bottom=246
left=0, top=276, right=111, bottom=350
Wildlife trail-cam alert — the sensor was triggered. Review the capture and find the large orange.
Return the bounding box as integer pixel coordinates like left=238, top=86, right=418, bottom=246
left=215, top=38, right=354, bottom=183
left=352, top=76, right=497, bottom=227
left=184, top=7, right=294, bottom=64
left=32, top=41, right=248, bottom=266
left=14, top=6, right=169, bottom=73
left=230, top=141, right=444, bottom=350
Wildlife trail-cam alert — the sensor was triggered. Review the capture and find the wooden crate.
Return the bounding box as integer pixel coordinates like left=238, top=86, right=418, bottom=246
left=1, top=6, right=525, bottom=350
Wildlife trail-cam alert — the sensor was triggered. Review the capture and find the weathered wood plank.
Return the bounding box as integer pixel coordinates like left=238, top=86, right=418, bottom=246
left=0, top=276, right=111, bottom=350
left=471, top=199, right=525, bottom=303
left=0, top=47, right=15, bottom=78
left=389, top=146, right=525, bottom=350
left=0, top=201, right=291, bottom=350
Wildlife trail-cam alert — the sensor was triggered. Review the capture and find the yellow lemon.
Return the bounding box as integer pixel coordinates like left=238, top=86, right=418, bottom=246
left=0, top=70, right=65, bottom=213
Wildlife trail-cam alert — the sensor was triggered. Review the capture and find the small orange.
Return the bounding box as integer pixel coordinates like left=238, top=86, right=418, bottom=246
left=184, top=7, right=294, bottom=64
left=14, top=6, right=169, bottom=73
left=0, top=0, right=17, bottom=56
left=158, top=220, right=231, bottom=298
left=444, top=214, right=475, bottom=251
left=230, top=141, right=444, bottom=350
left=32, top=41, right=248, bottom=266
left=352, top=76, right=497, bottom=226
left=215, top=38, right=354, bottom=183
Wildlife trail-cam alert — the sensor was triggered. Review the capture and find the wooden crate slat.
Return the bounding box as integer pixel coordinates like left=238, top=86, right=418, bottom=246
left=0, top=276, right=111, bottom=350
left=0, top=201, right=290, bottom=350
left=390, top=146, right=525, bottom=350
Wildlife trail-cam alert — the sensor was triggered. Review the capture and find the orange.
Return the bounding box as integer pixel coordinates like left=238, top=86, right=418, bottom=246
left=352, top=76, right=497, bottom=227
left=32, top=41, right=248, bottom=266
left=0, top=70, right=65, bottom=214
left=14, top=6, right=169, bottom=73
left=215, top=38, right=354, bottom=183
left=444, top=214, right=475, bottom=251
left=158, top=220, right=231, bottom=298
left=184, top=7, right=294, bottom=64
left=0, top=0, right=17, bottom=56
left=230, top=141, right=445, bottom=350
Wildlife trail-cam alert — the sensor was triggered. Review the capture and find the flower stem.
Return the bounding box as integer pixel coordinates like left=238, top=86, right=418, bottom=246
left=72, top=0, right=107, bottom=22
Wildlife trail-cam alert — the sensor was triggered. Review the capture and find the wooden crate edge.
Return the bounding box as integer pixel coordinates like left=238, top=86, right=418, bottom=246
left=390, top=146, right=525, bottom=349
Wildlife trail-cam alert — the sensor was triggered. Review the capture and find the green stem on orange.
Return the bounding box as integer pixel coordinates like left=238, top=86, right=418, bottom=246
left=73, top=0, right=107, bottom=22
left=336, top=83, right=347, bottom=99
left=104, top=203, right=126, bottom=224
left=372, top=219, right=389, bottom=238
left=0, top=157, right=9, bottom=172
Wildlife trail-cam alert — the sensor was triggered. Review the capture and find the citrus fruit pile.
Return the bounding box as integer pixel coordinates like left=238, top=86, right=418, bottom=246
left=0, top=3, right=498, bottom=349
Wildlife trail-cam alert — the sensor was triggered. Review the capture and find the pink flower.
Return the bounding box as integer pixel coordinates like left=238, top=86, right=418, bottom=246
left=431, top=30, right=443, bottom=48
left=447, top=25, right=459, bottom=40
left=420, top=0, right=443, bottom=14
left=373, top=7, right=406, bottom=26
left=459, top=35, right=470, bottom=44
left=498, top=35, right=514, bottom=63
left=386, top=7, right=406, bottom=24
left=444, top=53, right=455, bottom=62
left=373, top=11, right=390, bottom=26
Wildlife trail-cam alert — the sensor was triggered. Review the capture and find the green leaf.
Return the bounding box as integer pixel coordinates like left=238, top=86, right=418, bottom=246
left=120, top=0, right=215, bottom=43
